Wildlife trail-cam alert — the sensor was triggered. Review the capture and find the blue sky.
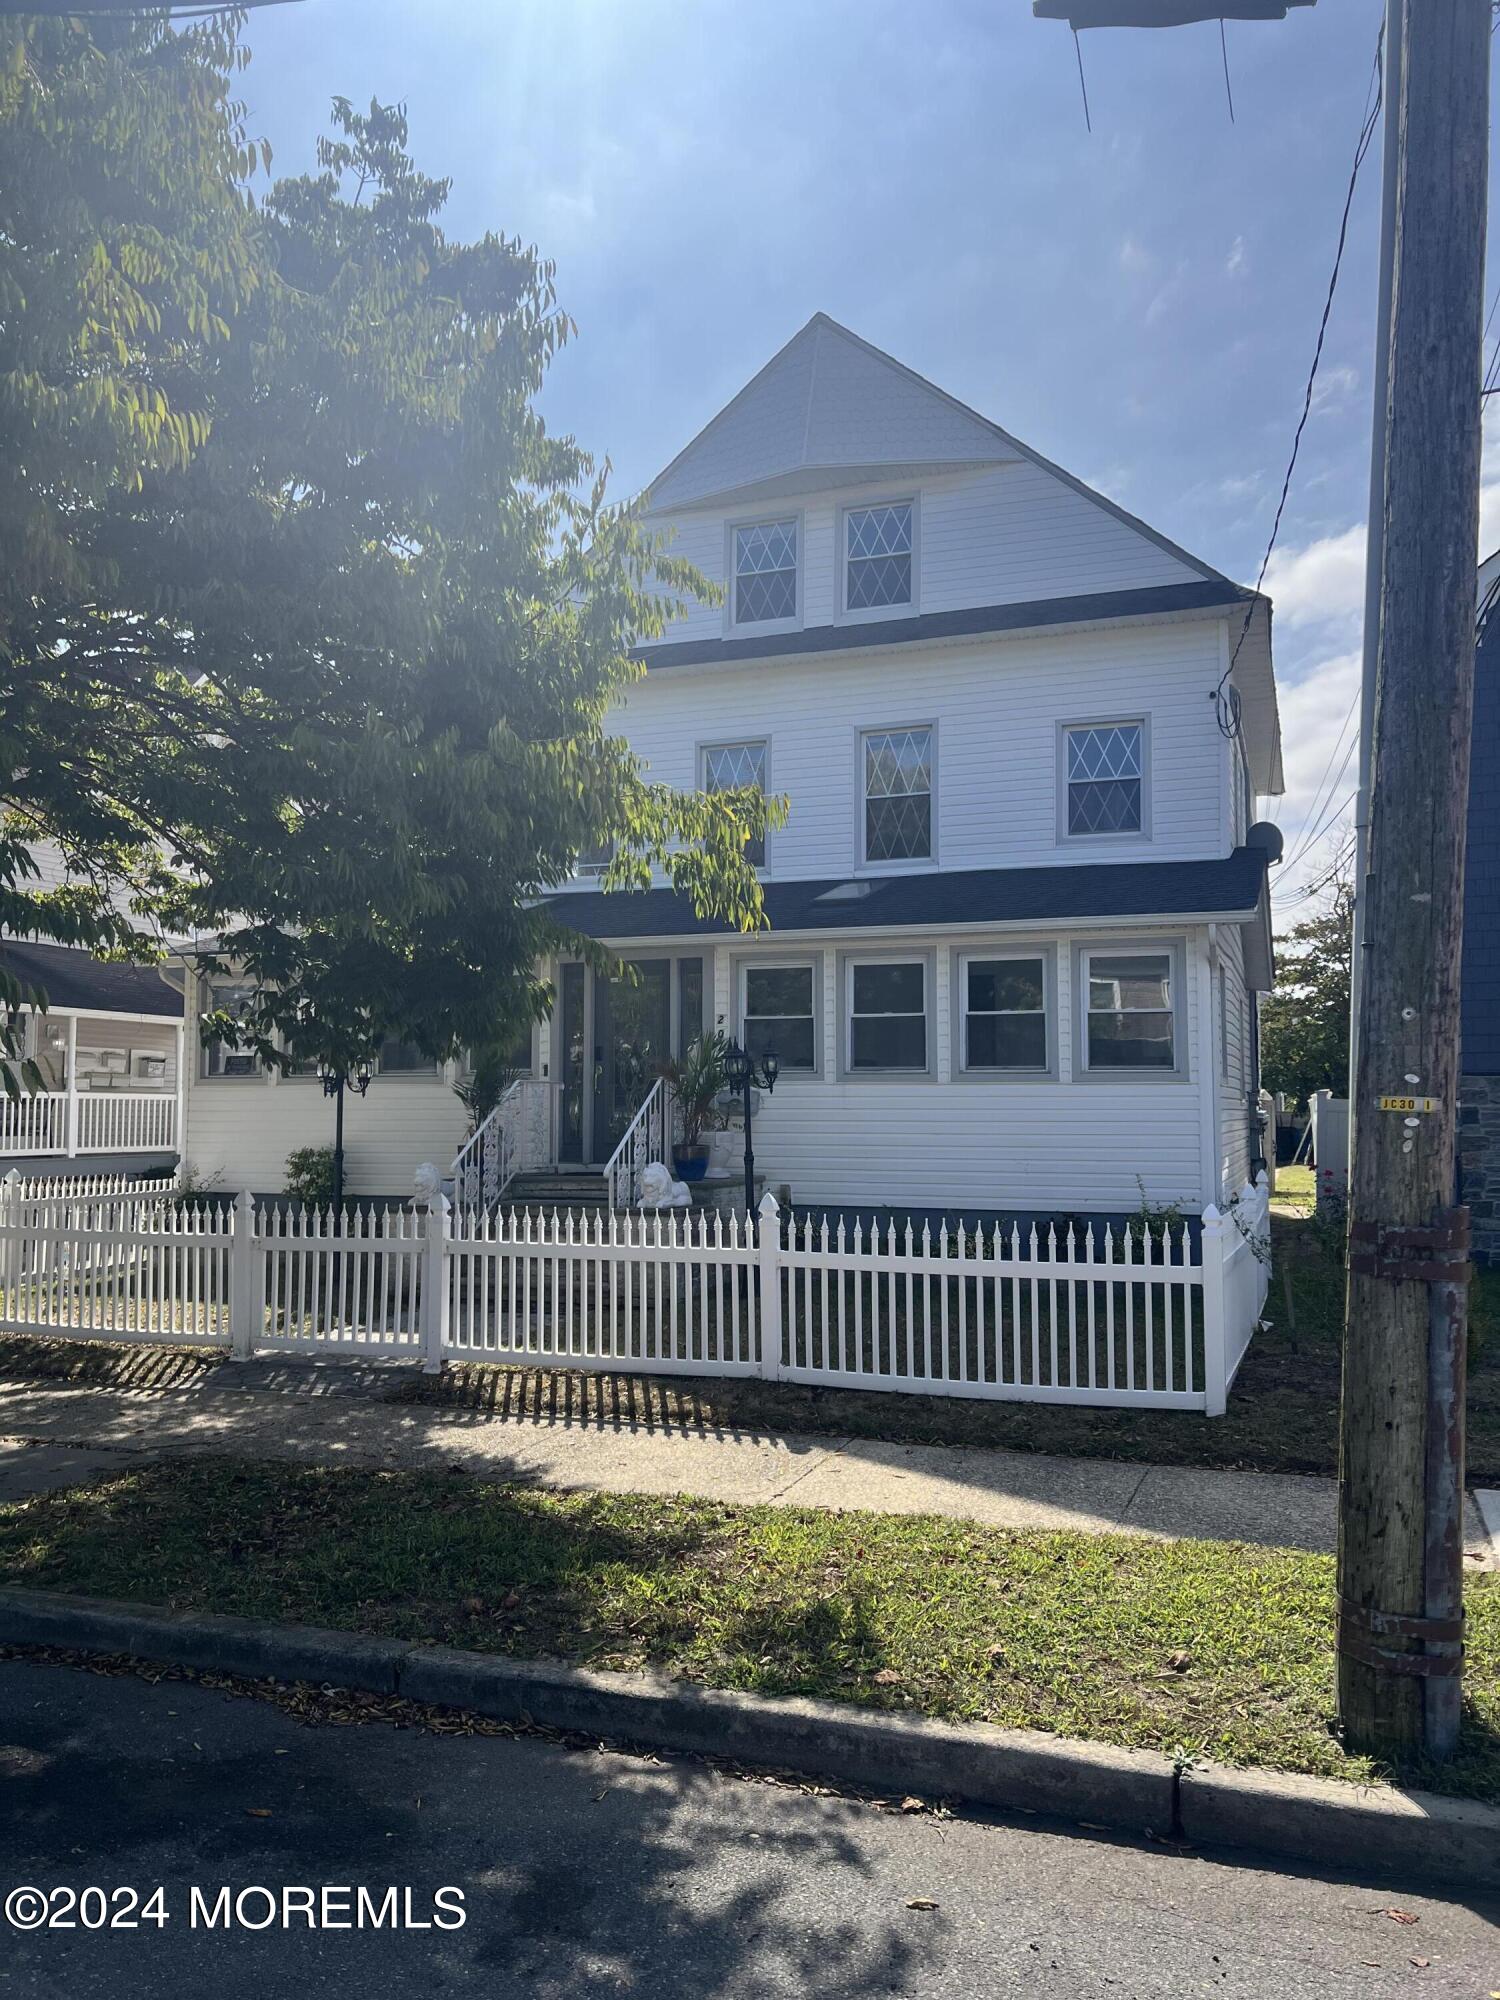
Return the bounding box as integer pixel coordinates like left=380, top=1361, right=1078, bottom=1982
left=238, top=0, right=1500, bottom=912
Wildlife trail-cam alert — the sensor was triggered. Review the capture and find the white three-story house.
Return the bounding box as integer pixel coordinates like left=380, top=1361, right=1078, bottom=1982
left=178, top=315, right=1282, bottom=1220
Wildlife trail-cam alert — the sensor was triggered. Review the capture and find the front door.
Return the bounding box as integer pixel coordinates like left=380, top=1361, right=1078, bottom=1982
left=593, top=958, right=672, bottom=1162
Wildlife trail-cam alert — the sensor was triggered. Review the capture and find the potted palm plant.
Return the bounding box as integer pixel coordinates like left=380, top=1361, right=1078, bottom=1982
left=660, top=1031, right=729, bottom=1182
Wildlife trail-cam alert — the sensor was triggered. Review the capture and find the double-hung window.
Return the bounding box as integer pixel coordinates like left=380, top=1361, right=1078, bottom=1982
left=846, top=957, right=929, bottom=1072
left=742, top=962, right=817, bottom=1071
left=845, top=501, right=913, bottom=612
left=733, top=518, right=798, bottom=625
left=960, top=955, right=1049, bottom=1073
left=702, top=740, right=768, bottom=867
left=201, top=982, right=260, bottom=1079
left=1082, top=949, right=1178, bottom=1072
left=376, top=1035, right=434, bottom=1076
left=863, top=726, right=932, bottom=863
left=1064, top=721, right=1145, bottom=838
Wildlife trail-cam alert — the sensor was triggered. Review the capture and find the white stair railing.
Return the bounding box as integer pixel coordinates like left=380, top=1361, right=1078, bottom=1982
left=600, top=1078, right=677, bottom=1210
left=451, top=1078, right=553, bottom=1211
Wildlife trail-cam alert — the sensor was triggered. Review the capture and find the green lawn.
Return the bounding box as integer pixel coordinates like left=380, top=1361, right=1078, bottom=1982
left=1, top=1456, right=1495, bottom=1800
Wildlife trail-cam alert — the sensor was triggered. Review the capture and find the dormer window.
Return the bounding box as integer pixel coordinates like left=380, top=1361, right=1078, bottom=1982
left=845, top=501, right=913, bottom=612
left=733, top=518, right=798, bottom=625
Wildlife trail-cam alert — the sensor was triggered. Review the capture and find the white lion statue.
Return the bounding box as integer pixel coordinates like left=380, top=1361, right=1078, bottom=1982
left=640, top=1161, right=691, bottom=1208
left=412, top=1161, right=443, bottom=1203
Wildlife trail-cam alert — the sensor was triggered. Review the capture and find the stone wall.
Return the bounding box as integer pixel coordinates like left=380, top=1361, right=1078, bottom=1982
left=1459, top=1073, right=1500, bottom=1265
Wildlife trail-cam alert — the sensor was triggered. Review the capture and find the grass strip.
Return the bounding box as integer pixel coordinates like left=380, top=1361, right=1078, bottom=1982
left=1, top=1456, right=1495, bottom=1801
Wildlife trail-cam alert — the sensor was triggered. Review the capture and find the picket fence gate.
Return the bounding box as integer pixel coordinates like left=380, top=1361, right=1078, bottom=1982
left=0, top=1173, right=1272, bottom=1415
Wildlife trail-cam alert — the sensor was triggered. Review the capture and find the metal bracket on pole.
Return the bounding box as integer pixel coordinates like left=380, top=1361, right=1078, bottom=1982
left=1346, top=1206, right=1470, bottom=1284
left=1337, top=1598, right=1465, bottom=1679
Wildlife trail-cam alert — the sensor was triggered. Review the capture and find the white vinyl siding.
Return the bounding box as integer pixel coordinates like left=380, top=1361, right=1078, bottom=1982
left=613, top=618, right=1227, bottom=881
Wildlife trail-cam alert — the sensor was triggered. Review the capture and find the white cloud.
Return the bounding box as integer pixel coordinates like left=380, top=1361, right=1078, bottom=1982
left=1269, top=648, right=1362, bottom=917
left=1309, top=362, right=1358, bottom=416
left=1117, top=234, right=1152, bottom=276
left=1262, top=524, right=1365, bottom=634
left=1226, top=235, right=1248, bottom=279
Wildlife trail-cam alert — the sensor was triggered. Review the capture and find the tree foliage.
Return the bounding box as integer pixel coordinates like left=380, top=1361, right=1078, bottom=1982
left=2, top=23, right=770, bottom=1080
left=1260, top=875, right=1353, bottom=1112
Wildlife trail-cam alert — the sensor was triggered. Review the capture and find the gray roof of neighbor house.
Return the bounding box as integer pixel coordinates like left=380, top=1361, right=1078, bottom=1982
left=1, top=938, right=184, bottom=1018
left=548, top=849, right=1269, bottom=941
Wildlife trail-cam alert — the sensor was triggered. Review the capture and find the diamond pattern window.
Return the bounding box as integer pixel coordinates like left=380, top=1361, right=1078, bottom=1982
left=846, top=502, right=913, bottom=611
left=734, top=519, right=798, bottom=625
left=1066, top=722, right=1143, bottom=836
left=703, top=741, right=768, bottom=867
left=963, top=956, right=1048, bottom=1071
left=848, top=959, right=928, bottom=1071
left=1084, top=951, right=1176, bottom=1070
left=743, top=963, right=816, bottom=1070
left=864, top=727, right=932, bottom=862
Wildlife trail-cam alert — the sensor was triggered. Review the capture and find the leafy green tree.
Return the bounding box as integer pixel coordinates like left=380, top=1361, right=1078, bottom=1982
left=2, top=24, right=770, bottom=1082
left=1260, top=873, right=1353, bottom=1112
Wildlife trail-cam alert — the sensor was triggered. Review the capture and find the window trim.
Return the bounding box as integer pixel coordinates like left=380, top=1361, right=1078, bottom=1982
left=725, top=510, right=803, bottom=636
left=838, top=949, right=935, bottom=1081
left=951, top=946, right=1057, bottom=1082
left=374, top=1038, right=443, bottom=1080
left=838, top=494, right=919, bottom=625
left=199, top=980, right=263, bottom=1082
left=699, top=736, right=771, bottom=872
left=857, top=720, right=937, bottom=872
left=733, top=953, right=822, bottom=1078
left=1057, top=716, right=1152, bottom=847
left=1072, top=937, right=1189, bottom=1083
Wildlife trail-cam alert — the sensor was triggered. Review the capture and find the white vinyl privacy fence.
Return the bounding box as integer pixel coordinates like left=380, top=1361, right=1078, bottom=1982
left=0, top=1174, right=1272, bottom=1415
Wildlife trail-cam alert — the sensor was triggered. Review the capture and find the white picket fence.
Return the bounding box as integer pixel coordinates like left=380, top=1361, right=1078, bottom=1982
left=0, top=1176, right=1272, bottom=1414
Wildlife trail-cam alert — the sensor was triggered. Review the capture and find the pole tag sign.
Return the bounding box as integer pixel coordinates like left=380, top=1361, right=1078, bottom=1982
left=1378, top=1095, right=1439, bottom=1114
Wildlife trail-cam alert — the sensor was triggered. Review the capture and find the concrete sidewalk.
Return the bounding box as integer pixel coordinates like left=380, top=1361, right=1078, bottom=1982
left=0, top=1361, right=1494, bottom=1563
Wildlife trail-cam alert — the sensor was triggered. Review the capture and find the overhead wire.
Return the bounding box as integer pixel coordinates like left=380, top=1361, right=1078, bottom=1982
left=1212, top=20, right=1386, bottom=746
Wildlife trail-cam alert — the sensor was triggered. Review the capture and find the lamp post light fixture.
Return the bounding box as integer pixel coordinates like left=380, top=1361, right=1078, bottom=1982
left=318, top=1056, right=372, bottom=1215
left=722, top=1041, right=778, bottom=1225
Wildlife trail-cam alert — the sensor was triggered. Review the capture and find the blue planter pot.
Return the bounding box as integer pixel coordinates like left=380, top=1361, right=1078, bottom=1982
left=674, top=1149, right=709, bottom=1183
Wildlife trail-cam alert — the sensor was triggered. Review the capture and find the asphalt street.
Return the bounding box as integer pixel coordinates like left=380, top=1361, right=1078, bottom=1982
left=0, top=1658, right=1495, bottom=1998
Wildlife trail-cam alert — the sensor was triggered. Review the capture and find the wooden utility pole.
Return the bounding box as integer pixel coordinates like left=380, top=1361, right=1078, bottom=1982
left=1337, top=0, right=1489, bottom=1760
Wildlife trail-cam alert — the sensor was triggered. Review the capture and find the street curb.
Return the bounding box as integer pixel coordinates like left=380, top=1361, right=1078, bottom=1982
left=1, top=1586, right=1496, bottom=1887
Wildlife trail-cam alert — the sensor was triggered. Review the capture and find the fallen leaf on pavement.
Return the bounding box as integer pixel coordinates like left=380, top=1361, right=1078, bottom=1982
left=1382, top=1909, right=1419, bottom=1926
left=1408, top=1958, right=1429, bottom=1969
left=244, top=1808, right=272, bottom=1819
left=900, top=1796, right=925, bottom=1813
left=905, top=1898, right=939, bottom=1911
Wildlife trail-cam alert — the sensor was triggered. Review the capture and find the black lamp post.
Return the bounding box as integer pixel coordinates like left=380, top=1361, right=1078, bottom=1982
left=318, top=1056, right=372, bottom=1214
left=722, top=1041, right=778, bottom=1223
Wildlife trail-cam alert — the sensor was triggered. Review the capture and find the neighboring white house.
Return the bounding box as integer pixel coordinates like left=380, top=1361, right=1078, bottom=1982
left=177, top=315, right=1282, bottom=1218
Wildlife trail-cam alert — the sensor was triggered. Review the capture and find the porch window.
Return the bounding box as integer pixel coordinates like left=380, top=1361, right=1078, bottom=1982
left=1064, top=721, right=1144, bottom=837
left=845, top=501, right=913, bottom=612
left=575, top=836, right=612, bottom=880
left=201, top=982, right=260, bottom=1079
left=702, top=740, right=768, bottom=867
left=733, top=518, right=798, bottom=626
left=961, top=955, right=1048, bottom=1071
left=742, top=962, right=816, bottom=1071
left=863, top=726, right=932, bottom=863
left=847, top=957, right=928, bottom=1072
left=1083, top=950, right=1176, bottom=1071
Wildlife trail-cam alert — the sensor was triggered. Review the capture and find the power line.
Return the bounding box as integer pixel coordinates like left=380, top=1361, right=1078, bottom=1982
left=1214, top=20, right=1385, bottom=733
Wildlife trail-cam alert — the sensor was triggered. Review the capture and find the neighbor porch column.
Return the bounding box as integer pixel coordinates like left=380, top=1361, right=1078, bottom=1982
left=173, top=1018, right=186, bottom=1161
left=64, top=1013, right=79, bottom=1157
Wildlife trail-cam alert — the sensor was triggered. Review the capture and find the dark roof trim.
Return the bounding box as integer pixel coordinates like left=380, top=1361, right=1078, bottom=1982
left=634, top=579, right=1253, bottom=674
left=1, top=938, right=184, bottom=1018
left=548, top=849, right=1270, bottom=942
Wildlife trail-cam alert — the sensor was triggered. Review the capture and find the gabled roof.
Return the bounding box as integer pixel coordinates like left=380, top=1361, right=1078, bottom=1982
left=645, top=314, right=1223, bottom=588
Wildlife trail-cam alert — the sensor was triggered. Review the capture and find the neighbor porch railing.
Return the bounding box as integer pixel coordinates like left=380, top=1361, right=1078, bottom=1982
left=0, top=1090, right=177, bottom=1159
